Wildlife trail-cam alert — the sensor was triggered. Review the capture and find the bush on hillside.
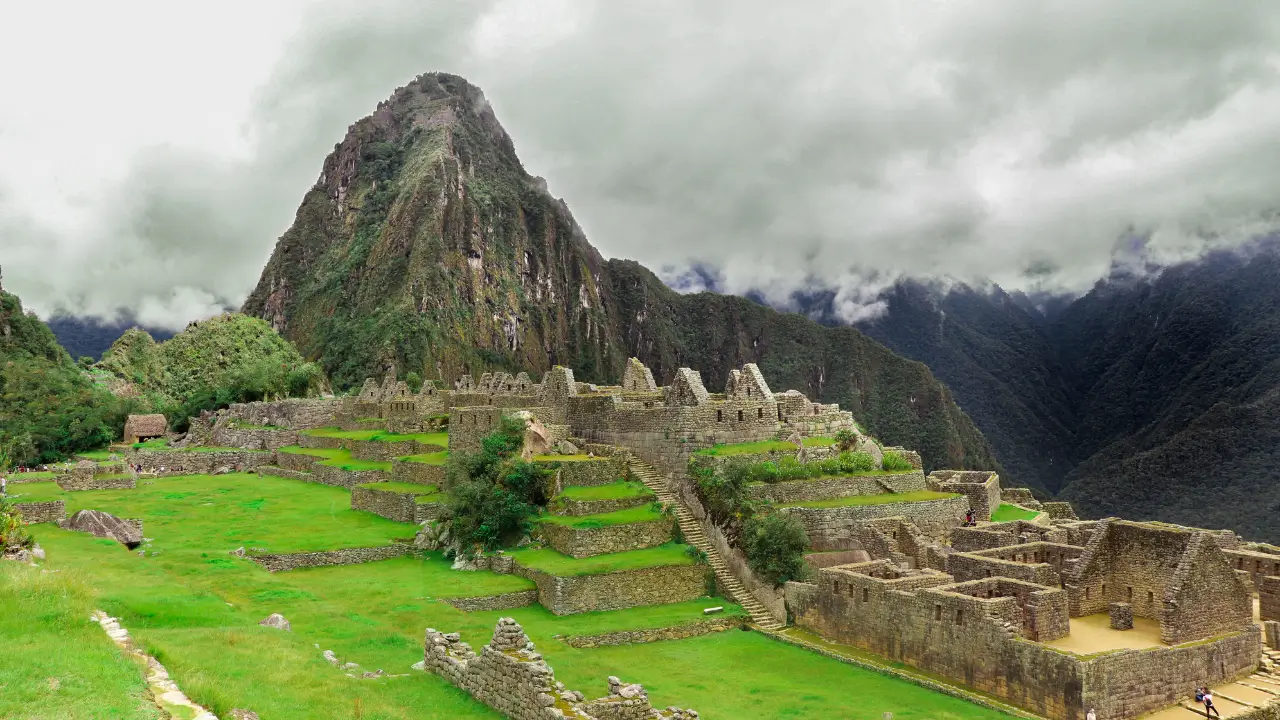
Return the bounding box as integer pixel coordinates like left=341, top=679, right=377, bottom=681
left=0, top=499, right=33, bottom=551
left=742, top=512, right=809, bottom=586
left=739, top=450, right=880, bottom=484
left=881, top=450, right=913, bottom=472
left=445, top=416, right=550, bottom=556
left=689, top=457, right=760, bottom=542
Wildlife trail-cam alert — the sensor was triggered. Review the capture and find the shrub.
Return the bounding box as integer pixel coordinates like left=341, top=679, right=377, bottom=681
left=833, top=429, right=857, bottom=451
left=445, top=415, right=550, bottom=555
left=742, top=512, right=809, bottom=585
left=690, top=457, right=759, bottom=540
left=881, top=450, right=914, bottom=472
left=0, top=499, right=33, bottom=551
left=838, top=451, right=877, bottom=473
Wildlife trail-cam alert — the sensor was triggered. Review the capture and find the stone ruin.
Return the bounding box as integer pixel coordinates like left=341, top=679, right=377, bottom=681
left=423, top=618, right=699, bottom=720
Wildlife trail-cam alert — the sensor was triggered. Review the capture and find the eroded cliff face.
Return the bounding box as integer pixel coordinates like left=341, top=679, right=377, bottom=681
left=243, top=72, right=998, bottom=472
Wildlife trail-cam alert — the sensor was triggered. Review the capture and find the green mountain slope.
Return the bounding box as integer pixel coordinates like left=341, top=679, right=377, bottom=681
left=242, top=73, right=998, bottom=473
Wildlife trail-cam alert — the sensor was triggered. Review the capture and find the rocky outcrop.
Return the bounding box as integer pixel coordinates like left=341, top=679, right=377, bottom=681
left=258, top=613, right=292, bottom=631
left=59, top=510, right=143, bottom=549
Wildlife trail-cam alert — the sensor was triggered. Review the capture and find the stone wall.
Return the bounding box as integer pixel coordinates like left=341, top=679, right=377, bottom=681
left=1223, top=548, right=1280, bottom=590
left=274, top=451, right=320, bottom=472
left=297, top=434, right=346, bottom=450
left=1262, top=576, right=1280, bottom=622
left=441, top=590, right=538, bottom=612
left=552, top=493, right=652, bottom=517
left=131, top=449, right=273, bottom=474
left=350, top=485, right=433, bottom=524
left=949, top=542, right=1084, bottom=586
left=212, top=425, right=299, bottom=451
left=14, top=500, right=64, bottom=524
left=414, top=502, right=447, bottom=524
left=391, top=459, right=446, bottom=486
left=515, top=562, right=708, bottom=615
left=778, top=495, right=968, bottom=550
left=1042, top=502, right=1078, bottom=520
left=562, top=615, right=742, bottom=647
left=248, top=544, right=416, bottom=572
left=256, top=466, right=313, bottom=483
left=423, top=619, right=698, bottom=720
left=309, top=464, right=387, bottom=488
left=745, top=471, right=926, bottom=504
left=950, top=526, right=1019, bottom=552
left=225, top=399, right=339, bottom=430
left=546, top=457, right=628, bottom=489
left=449, top=406, right=521, bottom=454
left=928, top=470, right=1002, bottom=521
left=350, top=439, right=431, bottom=462
left=533, top=519, right=672, bottom=558
left=56, top=474, right=136, bottom=491
left=786, top=560, right=1262, bottom=720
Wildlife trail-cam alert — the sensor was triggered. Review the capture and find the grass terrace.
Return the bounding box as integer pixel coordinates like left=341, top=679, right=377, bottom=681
left=132, top=438, right=170, bottom=450
left=357, top=482, right=445, bottom=503
left=300, top=428, right=448, bottom=448
left=508, top=543, right=696, bottom=576
left=10, top=470, right=58, bottom=480
left=399, top=451, right=449, bottom=465
left=277, top=445, right=346, bottom=460
left=990, top=503, right=1044, bottom=522
left=555, top=480, right=653, bottom=502
left=694, top=437, right=835, bottom=457
left=747, top=469, right=904, bottom=485
left=77, top=449, right=119, bottom=461
left=778, top=490, right=960, bottom=510
left=537, top=505, right=666, bottom=529
left=316, top=455, right=392, bottom=472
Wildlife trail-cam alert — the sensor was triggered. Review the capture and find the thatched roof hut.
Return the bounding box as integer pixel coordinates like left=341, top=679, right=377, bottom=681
left=123, top=414, right=168, bottom=444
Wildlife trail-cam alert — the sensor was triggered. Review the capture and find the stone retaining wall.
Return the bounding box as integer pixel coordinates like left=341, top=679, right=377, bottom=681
left=562, top=616, right=742, bottom=648
left=779, top=495, right=968, bottom=549
left=414, top=503, right=447, bottom=524
left=441, top=590, right=538, bottom=612
left=516, top=562, right=708, bottom=615
left=552, top=494, right=652, bottom=517
left=212, top=425, right=299, bottom=451
left=1262, top=576, right=1280, bottom=622
left=131, top=449, right=272, bottom=474
left=350, top=439, right=423, bottom=462
left=746, top=471, right=926, bottom=505
left=256, top=466, right=314, bottom=483
left=56, top=475, right=136, bottom=491
left=350, top=485, right=428, bottom=523
left=391, top=460, right=446, bottom=486
left=14, top=500, right=64, bottom=524
left=248, top=543, right=416, bottom=572
left=549, top=457, right=628, bottom=488
left=310, top=464, right=387, bottom=488
left=225, top=399, right=340, bottom=430
left=274, top=451, right=320, bottom=472
left=297, top=434, right=346, bottom=450
left=534, top=519, right=673, bottom=558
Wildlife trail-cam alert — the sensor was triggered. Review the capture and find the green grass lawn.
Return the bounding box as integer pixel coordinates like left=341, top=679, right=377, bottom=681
left=399, top=450, right=449, bottom=465
left=357, top=482, right=444, bottom=503
left=300, top=427, right=385, bottom=441
left=77, top=449, right=118, bottom=461
left=133, top=438, right=169, bottom=450
left=538, top=505, right=666, bottom=529
left=316, top=454, right=392, bottom=472
left=778, top=490, right=960, bottom=509
left=3, top=469, right=1012, bottom=720
left=990, top=503, right=1043, bottom=522
left=509, top=543, right=695, bottom=576
left=0, top=563, right=161, bottom=719
left=694, top=437, right=835, bottom=457
left=10, top=470, right=58, bottom=480
left=300, top=428, right=448, bottom=448
left=555, top=480, right=653, bottom=502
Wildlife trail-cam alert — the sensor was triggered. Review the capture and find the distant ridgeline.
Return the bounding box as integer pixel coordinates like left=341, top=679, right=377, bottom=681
left=46, top=315, right=176, bottom=362
left=240, top=71, right=998, bottom=476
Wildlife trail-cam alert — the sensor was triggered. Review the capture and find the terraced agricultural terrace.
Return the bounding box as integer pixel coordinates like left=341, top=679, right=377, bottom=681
left=6, top=359, right=1280, bottom=720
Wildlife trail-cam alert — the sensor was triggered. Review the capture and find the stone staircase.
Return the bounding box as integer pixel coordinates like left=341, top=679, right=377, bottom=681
left=1148, top=648, right=1280, bottom=720
left=627, top=459, right=784, bottom=630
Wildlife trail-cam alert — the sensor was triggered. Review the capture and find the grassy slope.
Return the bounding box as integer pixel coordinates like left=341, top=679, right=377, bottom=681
left=990, top=503, right=1042, bottom=522
left=778, top=490, right=959, bottom=509
left=0, top=564, right=161, bottom=720
left=11, top=473, right=1007, bottom=719
left=537, top=505, right=665, bottom=529
left=555, top=480, right=653, bottom=502
left=509, top=543, right=695, bottom=576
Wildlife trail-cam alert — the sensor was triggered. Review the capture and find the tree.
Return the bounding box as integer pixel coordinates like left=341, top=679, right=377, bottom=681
left=742, top=512, right=809, bottom=586
left=445, top=415, right=550, bottom=555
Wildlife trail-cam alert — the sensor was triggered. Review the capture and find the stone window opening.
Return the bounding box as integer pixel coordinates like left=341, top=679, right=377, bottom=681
left=1147, top=590, right=1154, bottom=604
left=1085, top=587, right=1091, bottom=600
left=863, top=588, right=869, bottom=602
left=716, top=409, right=722, bottom=422
left=1101, top=583, right=1107, bottom=597
left=985, top=570, right=992, bottom=578
left=935, top=605, right=942, bottom=621
left=1126, top=586, right=1133, bottom=600
left=746, top=387, right=752, bottom=397
left=955, top=609, right=963, bottom=626
left=737, top=410, right=744, bottom=422
left=1238, top=558, right=1245, bottom=569
left=833, top=581, right=841, bottom=594
left=777, top=408, right=783, bottom=421
left=757, top=407, right=763, bottom=419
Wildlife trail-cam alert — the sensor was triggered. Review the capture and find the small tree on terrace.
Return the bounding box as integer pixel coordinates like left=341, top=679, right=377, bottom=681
left=445, top=415, right=550, bottom=556
left=742, top=511, right=809, bottom=586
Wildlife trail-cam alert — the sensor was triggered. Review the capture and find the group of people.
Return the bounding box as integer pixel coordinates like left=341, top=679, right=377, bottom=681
left=1082, top=686, right=1221, bottom=719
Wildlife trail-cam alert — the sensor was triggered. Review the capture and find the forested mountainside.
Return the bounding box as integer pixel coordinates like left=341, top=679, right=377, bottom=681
left=46, top=316, right=175, bottom=361
left=242, top=72, right=998, bottom=473
left=825, top=247, right=1280, bottom=541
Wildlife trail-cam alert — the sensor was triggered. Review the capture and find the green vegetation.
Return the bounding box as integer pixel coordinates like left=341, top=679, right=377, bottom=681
left=537, top=504, right=666, bottom=529
left=301, top=428, right=447, bottom=448
left=77, top=449, right=118, bottom=461
left=0, top=289, right=138, bottom=465
left=740, top=452, right=899, bottom=484
left=778, top=490, right=960, bottom=510
left=694, top=438, right=834, bottom=457
left=991, top=503, right=1042, bottom=522
left=316, top=456, right=391, bottom=472
left=2, top=497, right=34, bottom=550
left=276, top=445, right=346, bottom=460
left=446, top=417, right=551, bottom=554
left=508, top=543, right=695, bottom=576
left=0, top=563, right=161, bottom=719
left=741, top=512, right=809, bottom=585
left=554, top=480, right=652, bottom=502
left=132, top=437, right=169, bottom=450
left=399, top=450, right=449, bottom=465
left=532, top=454, right=598, bottom=462
left=881, top=450, right=914, bottom=472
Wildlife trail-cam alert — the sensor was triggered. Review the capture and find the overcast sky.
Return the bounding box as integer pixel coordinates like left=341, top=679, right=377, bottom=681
left=3, top=0, right=1279, bottom=327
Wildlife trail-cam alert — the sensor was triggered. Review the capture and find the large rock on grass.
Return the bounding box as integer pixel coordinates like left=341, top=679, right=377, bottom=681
left=258, top=613, right=291, bottom=631
left=59, top=509, right=143, bottom=549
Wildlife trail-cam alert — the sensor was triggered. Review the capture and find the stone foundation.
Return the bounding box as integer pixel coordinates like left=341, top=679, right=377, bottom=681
left=441, top=590, right=538, bottom=612
left=391, top=460, right=446, bottom=486
left=778, top=495, right=968, bottom=549
left=552, top=494, right=652, bottom=517
left=13, top=500, right=64, bottom=524
left=745, top=471, right=926, bottom=504
left=534, top=520, right=673, bottom=558
left=256, top=466, right=314, bottom=483
left=562, top=616, right=741, bottom=648
left=56, top=475, right=136, bottom=491
left=274, top=451, right=321, bottom=472
left=516, top=562, right=708, bottom=615
left=310, top=464, right=387, bottom=488
left=548, top=458, right=628, bottom=488
left=351, top=485, right=435, bottom=524
left=1109, top=601, right=1134, bottom=630
left=422, top=619, right=699, bottom=720
left=131, top=449, right=273, bottom=474
left=248, top=544, right=416, bottom=572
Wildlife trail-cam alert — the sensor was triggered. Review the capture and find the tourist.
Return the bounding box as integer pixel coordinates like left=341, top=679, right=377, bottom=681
left=0, top=474, right=7, bottom=498
left=963, top=508, right=976, bottom=527
left=1086, top=709, right=1096, bottom=720
left=1202, top=688, right=1220, bottom=718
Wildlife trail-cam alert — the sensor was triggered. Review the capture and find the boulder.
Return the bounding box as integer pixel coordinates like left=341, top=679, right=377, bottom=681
left=854, top=436, right=884, bottom=468
left=258, top=613, right=291, bottom=632
left=556, top=440, right=579, bottom=455
left=59, top=510, right=143, bottom=549
left=2, top=548, right=33, bottom=563
left=229, top=710, right=260, bottom=720
left=513, top=411, right=553, bottom=460
left=31, top=544, right=45, bottom=560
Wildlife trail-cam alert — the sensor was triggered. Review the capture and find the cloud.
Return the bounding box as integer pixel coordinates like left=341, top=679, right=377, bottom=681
left=3, top=0, right=1280, bottom=327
